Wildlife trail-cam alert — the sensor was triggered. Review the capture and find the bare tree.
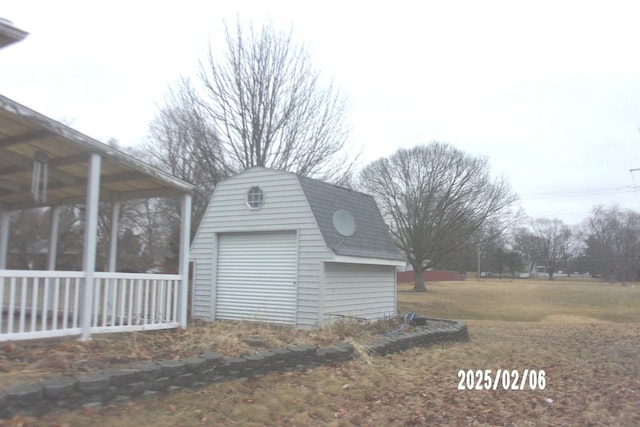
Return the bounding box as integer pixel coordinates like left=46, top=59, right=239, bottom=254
left=131, top=198, right=172, bottom=267
left=91, top=200, right=164, bottom=272
left=145, top=78, right=227, bottom=229
left=198, top=19, right=353, bottom=180
left=563, top=225, right=586, bottom=277
left=8, top=206, right=85, bottom=271
left=524, top=218, right=573, bottom=280
left=359, top=142, right=520, bottom=291
left=504, top=251, right=524, bottom=279
left=144, top=20, right=355, bottom=257
left=139, top=86, right=226, bottom=267
left=586, top=205, right=640, bottom=283
left=8, top=208, right=50, bottom=269
left=54, top=206, right=84, bottom=270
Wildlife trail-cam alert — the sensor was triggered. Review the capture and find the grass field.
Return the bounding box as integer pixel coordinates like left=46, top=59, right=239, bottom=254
left=7, top=279, right=640, bottom=426
left=398, top=278, right=640, bottom=322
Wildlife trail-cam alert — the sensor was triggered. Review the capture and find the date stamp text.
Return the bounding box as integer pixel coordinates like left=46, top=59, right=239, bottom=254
left=457, top=369, right=546, bottom=390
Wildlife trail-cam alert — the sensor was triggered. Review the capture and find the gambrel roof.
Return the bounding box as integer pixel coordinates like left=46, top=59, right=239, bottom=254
left=297, top=174, right=405, bottom=262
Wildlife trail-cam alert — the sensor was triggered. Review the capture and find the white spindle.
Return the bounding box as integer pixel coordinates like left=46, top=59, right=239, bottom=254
left=72, top=278, right=80, bottom=329
left=52, top=278, right=60, bottom=330
left=8, top=277, right=16, bottom=333
left=19, top=278, right=27, bottom=333
left=150, top=279, right=158, bottom=324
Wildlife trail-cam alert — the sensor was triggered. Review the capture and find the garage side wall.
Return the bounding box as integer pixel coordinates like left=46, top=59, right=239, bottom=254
left=190, top=168, right=332, bottom=328
left=322, top=262, right=397, bottom=324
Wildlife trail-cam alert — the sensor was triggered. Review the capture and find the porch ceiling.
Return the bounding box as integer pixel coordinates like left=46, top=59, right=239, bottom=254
left=0, top=94, right=195, bottom=211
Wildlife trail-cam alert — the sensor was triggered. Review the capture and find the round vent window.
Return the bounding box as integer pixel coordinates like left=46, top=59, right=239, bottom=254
left=247, top=186, right=264, bottom=209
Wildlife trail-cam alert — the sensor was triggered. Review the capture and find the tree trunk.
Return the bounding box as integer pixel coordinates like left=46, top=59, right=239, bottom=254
left=413, top=266, right=427, bottom=291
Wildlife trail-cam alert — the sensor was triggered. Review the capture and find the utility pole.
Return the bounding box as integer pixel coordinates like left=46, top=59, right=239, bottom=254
left=630, top=168, right=640, bottom=189
left=477, top=244, right=481, bottom=281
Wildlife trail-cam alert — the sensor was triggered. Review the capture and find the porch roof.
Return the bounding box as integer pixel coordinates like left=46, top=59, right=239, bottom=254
left=0, top=18, right=28, bottom=49
left=0, top=94, right=195, bottom=211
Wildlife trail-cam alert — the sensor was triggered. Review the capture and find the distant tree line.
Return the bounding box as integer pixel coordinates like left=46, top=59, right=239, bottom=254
left=5, top=198, right=168, bottom=273
left=433, top=204, right=640, bottom=284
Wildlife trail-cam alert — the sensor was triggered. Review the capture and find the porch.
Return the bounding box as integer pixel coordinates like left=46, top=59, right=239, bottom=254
left=0, top=94, right=195, bottom=341
left=1, top=270, right=183, bottom=341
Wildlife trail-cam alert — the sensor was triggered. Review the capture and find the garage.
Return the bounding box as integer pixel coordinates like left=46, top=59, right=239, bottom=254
left=191, top=167, right=405, bottom=328
left=216, top=230, right=298, bottom=324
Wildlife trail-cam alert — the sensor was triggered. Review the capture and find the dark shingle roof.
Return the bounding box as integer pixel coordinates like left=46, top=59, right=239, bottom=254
left=297, top=175, right=405, bottom=261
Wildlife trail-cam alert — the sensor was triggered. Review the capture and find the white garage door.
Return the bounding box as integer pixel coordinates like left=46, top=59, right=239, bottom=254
left=216, top=231, right=298, bottom=324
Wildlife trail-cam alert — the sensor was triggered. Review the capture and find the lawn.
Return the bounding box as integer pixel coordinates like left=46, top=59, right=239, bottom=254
left=3, top=279, right=640, bottom=426
left=397, top=278, right=640, bottom=322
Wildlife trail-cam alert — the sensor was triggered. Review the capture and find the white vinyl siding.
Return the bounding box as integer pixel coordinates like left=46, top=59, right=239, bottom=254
left=216, top=231, right=297, bottom=324
left=323, top=262, right=396, bottom=323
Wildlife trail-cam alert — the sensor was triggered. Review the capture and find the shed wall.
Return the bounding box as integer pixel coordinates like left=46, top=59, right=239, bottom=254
left=322, top=262, right=397, bottom=324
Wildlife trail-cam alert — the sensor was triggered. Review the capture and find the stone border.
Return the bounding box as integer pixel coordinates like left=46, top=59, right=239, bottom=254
left=0, top=317, right=469, bottom=419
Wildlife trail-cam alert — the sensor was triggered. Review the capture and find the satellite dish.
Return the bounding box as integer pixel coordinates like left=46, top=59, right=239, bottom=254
left=332, top=209, right=356, bottom=237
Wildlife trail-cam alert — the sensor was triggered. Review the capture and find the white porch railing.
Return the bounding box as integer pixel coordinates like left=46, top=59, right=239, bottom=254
left=0, top=270, right=183, bottom=341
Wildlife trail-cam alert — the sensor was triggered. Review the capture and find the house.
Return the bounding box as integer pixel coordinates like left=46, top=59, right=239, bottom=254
left=0, top=19, right=196, bottom=342
left=190, top=167, right=406, bottom=328
left=0, top=93, right=195, bottom=342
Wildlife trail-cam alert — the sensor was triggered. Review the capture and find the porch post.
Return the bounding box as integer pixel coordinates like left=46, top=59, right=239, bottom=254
left=108, top=200, right=120, bottom=272
left=106, top=200, right=120, bottom=321
left=80, top=153, right=101, bottom=341
left=178, top=193, right=191, bottom=328
left=0, top=211, right=9, bottom=269
left=48, top=206, right=61, bottom=270
left=45, top=206, right=62, bottom=313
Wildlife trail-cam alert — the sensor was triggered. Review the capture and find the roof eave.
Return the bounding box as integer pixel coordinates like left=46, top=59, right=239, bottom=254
left=0, top=18, right=28, bottom=49
left=330, top=254, right=406, bottom=267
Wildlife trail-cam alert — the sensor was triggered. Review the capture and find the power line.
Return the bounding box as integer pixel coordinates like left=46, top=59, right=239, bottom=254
left=531, top=210, right=593, bottom=218
left=520, top=186, right=638, bottom=201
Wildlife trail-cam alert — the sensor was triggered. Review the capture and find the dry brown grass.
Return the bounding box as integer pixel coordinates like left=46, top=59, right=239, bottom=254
left=2, top=279, right=639, bottom=426
left=398, top=278, right=640, bottom=322
left=0, top=316, right=404, bottom=391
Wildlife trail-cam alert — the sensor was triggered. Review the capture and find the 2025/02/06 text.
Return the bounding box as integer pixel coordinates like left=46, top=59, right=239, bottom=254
left=457, top=369, right=546, bottom=390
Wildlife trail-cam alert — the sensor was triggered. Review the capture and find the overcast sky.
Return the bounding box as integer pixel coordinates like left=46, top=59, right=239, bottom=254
left=3, top=0, right=640, bottom=225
